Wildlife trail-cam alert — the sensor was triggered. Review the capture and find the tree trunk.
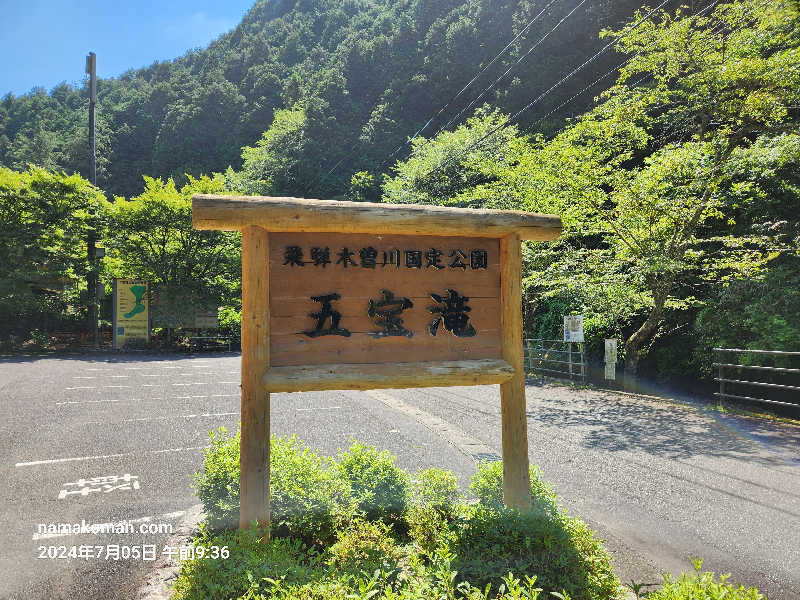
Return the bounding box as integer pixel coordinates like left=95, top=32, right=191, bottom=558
left=624, top=290, right=668, bottom=376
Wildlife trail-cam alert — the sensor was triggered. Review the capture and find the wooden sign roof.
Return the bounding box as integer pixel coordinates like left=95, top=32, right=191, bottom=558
left=192, top=195, right=561, bottom=241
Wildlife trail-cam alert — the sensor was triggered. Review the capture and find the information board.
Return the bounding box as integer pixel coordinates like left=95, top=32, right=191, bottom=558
left=113, top=279, right=149, bottom=349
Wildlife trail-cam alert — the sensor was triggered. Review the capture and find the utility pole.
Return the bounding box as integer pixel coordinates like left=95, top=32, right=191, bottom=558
left=86, top=52, right=99, bottom=349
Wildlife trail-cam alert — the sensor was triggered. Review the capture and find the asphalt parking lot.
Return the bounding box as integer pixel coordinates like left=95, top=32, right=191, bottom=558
left=1, top=353, right=798, bottom=599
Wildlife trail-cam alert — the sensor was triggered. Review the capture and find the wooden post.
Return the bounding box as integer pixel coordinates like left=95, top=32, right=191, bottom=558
left=499, top=233, right=531, bottom=510
left=568, top=343, right=573, bottom=380
left=240, top=226, right=271, bottom=532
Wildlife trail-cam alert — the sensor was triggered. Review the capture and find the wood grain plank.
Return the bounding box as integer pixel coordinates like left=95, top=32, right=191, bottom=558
left=193, top=195, right=562, bottom=241
left=264, top=359, right=515, bottom=392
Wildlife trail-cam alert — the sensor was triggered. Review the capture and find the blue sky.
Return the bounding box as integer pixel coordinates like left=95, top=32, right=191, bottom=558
left=0, top=0, right=256, bottom=97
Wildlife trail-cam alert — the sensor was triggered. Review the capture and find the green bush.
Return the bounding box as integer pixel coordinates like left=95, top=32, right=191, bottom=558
left=327, top=519, right=403, bottom=574
left=193, top=428, right=353, bottom=545
left=470, top=461, right=557, bottom=513
left=411, top=467, right=462, bottom=517
left=192, top=428, right=241, bottom=530
left=452, top=505, right=620, bottom=600
left=640, top=560, right=765, bottom=600
left=407, top=504, right=451, bottom=558
left=334, top=440, right=410, bottom=522
left=170, top=527, right=317, bottom=600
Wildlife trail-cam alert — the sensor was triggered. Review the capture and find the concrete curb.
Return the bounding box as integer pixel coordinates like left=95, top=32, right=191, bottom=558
left=135, top=504, right=205, bottom=600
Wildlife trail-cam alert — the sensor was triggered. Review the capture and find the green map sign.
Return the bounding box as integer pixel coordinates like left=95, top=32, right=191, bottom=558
left=113, top=279, right=149, bottom=349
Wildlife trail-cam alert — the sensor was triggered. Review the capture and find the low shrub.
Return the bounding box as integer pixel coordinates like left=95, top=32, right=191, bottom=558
left=170, top=528, right=318, bottom=600
left=451, top=505, right=620, bottom=600
left=639, top=559, right=766, bottom=600
left=411, top=467, right=462, bottom=517
left=470, top=461, right=557, bottom=513
left=327, top=518, right=403, bottom=574
left=407, top=504, right=451, bottom=557
left=192, top=427, right=240, bottom=530
left=187, top=440, right=624, bottom=599
left=193, top=428, right=353, bottom=545
left=334, top=440, right=410, bottom=522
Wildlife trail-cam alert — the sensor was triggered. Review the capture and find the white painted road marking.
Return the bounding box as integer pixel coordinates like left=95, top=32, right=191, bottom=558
left=85, top=412, right=238, bottom=425
left=296, top=406, right=341, bottom=411
left=57, top=393, right=240, bottom=405
left=15, top=446, right=209, bottom=467
left=59, top=474, right=140, bottom=499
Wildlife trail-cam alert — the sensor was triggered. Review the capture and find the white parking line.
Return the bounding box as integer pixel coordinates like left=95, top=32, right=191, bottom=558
left=86, top=412, right=238, bottom=425
left=32, top=510, right=186, bottom=540
left=296, top=406, right=341, bottom=411
left=65, top=386, right=97, bottom=390
left=73, top=376, right=96, bottom=379
left=56, top=394, right=237, bottom=405
left=15, top=446, right=210, bottom=467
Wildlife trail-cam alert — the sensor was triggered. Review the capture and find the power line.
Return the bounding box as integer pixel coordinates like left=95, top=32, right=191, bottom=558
left=529, top=0, right=724, bottom=129
left=378, top=0, right=565, bottom=169
left=430, top=0, right=584, bottom=140
left=417, top=0, right=673, bottom=182
left=310, top=0, right=568, bottom=194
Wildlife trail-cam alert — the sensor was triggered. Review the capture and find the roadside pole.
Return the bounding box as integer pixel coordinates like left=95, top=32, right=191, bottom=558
left=86, top=52, right=99, bottom=349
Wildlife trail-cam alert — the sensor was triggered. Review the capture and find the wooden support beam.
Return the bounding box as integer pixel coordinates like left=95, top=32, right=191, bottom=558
left=192, top=194, right=561, bottom=241
left=499, top=233, right=531, bottom=510
left=263, top=359, right=515, bottom=392
left=240, top=226, right=270, bottom=532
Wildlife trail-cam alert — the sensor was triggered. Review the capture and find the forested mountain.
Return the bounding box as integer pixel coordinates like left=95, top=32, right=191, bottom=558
left=2, top=0, right=796, bottom=391
left=1, top=0, right=685, bottom=199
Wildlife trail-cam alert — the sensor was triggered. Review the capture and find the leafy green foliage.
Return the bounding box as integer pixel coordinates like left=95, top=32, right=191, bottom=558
left=334, top=440, right=410, bottom=523
left=170, top=527, right=319, bottom=600
left=469, top=461, right=557, bottom=513
left=451, top=505, right=619, bottom=600
left=184, top=438, right=627, bottom=600
left=104, top=174, right=240, bottom=330
left=0, top=166, right=107, bottom=337
left=1, top=0, right=652, bottom=199
left=635, top=559, right=765, bottom=600
left=192, top=427, right=242, bottom=530
left=383, top=0, right=800, bottom=378
left=410, top=467, right=462, bottom=517
left=327, top=518, right=403, bottom=574
left=193, top=428, right=354, bottom=545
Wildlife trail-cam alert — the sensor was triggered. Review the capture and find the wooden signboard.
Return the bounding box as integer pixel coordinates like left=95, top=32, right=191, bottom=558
left=193, top=195, right=561, bottom=531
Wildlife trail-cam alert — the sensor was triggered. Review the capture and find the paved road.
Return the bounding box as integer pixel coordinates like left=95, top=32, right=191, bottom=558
left=1, top=353, right=798, bottom=599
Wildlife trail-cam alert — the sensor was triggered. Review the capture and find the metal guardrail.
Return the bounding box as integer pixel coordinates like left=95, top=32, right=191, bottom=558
left=713, top=348, right=800, bottom=408
left=524, top=338, right=585, bottom=382
left=189, top=336, right=236, bottom=352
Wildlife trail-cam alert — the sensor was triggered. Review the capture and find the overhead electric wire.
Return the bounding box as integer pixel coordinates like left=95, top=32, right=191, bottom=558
left=417, top=0, right=673, bottom=182
left=529, top=0, right=724, bottom=129
left=430, top=0, right=588, bottom=141
left=309, top=0, right=568, bottom=194
left=378, top=0, right=565, bottom=169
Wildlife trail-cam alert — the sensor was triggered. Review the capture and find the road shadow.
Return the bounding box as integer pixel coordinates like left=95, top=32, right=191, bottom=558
left=526, top=384, right=800, bottom=467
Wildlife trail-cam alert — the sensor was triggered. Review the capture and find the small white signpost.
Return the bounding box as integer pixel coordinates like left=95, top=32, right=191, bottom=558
left=604, top=338, right=618, bottom=380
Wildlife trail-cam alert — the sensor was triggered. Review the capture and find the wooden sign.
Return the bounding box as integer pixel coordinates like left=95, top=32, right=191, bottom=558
left=192, top=195, right=561, bottom=531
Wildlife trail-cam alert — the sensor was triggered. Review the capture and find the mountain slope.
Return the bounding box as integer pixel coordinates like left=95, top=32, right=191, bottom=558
left=0, top=0, right=690, bottom=198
